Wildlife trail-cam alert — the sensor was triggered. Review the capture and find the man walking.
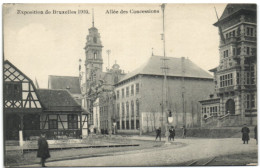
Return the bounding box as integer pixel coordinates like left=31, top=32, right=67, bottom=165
left=155, top=127, right=161, bottom=141
left=241, top=124, right=250, bottom=144
left=169, top=126, right=175, bottom=141
left=37, top=133, right=50, bottom=167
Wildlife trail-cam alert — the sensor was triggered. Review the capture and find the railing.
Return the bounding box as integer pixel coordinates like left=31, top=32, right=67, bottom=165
left=218, top=113, right=230, bottom=120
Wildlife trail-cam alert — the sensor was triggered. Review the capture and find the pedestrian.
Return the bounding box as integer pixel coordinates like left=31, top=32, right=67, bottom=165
left=37, top=133, right=50, bottom=167
left=182, top=125, right=187, bottom=139
left=169, top=126, right=175, bottom=141
left=254, top=125, right=257, bottom=145
left=155, top=127, right=161, bottom=141
left=241, top=124, right=250, bottom=144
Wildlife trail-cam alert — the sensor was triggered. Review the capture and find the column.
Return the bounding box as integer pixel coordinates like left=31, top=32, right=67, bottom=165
left=19, top=115, right=24, bottom=147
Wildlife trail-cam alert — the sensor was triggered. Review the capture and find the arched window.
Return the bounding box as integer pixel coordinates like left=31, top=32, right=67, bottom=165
left=93, top=37, right=97, bottom=43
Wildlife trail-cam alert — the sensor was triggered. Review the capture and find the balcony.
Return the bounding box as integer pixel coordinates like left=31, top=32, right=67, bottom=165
left=217, top=86, right=234, bottom=93
left=220, top=37, right=237, bottom=46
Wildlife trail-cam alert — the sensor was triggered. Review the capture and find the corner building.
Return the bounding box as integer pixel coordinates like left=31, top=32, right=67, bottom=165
left=200, top=4, right=257, bottom=127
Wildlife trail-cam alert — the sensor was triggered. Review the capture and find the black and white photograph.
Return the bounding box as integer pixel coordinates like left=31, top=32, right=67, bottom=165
left=3, top=3, right=258, bottom=167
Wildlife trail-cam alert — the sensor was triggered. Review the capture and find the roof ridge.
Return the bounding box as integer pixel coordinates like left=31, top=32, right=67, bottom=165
left=37, top=88, right=71, bottom=91
left=49, top=75, right=79, bottom=78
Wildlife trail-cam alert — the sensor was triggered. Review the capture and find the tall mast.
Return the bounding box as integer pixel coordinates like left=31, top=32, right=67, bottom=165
left=160, top=3, right=169, bottom=128
left=92, top=8, right=95, bottom=27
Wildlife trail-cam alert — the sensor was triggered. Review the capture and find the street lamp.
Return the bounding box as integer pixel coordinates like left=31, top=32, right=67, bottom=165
left=165, top=110, right=173, bottom=144
left=113, top=119, right=116, bottom=135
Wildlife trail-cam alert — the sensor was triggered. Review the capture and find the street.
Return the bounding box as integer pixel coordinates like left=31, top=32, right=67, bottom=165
left=26, top=137, right=257, bottom=167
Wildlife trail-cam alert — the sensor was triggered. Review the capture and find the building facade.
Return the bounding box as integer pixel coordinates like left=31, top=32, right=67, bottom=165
left=4, top=60, right=87, bottom=140
left=114, top=56, right=215, bottom=134
left=200, top=4, right=257, bottom=127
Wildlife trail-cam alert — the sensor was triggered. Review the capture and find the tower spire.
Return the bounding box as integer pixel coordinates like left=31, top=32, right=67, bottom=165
left=92, top=8, right=95, bottom=27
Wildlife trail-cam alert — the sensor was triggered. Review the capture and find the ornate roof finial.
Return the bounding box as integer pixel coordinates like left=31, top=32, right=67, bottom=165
left=92, top=8, right=95, bottom=27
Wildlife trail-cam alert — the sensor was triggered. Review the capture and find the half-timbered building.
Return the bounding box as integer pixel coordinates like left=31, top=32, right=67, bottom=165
left=4, top=60, right=88, bottom=140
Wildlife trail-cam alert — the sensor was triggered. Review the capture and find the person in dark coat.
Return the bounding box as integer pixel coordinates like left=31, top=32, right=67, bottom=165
left=254, top=125, right=257, bottom=145
left=155, top=127, right=161, bottom=141
left=169, top=126, right=175, bottom=141
left=37, top=133, right=50, bottom=167
left=241, top=124, right=250, bottom=144
left=182, top=125, right=187, bottom=139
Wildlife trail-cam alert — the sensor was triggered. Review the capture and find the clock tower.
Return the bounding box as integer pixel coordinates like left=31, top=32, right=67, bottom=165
left=84, top=15, right=103, bottom=84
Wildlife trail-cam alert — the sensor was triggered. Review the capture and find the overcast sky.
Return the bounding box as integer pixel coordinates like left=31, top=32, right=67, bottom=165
left=3, top=3, right=226, bottom=88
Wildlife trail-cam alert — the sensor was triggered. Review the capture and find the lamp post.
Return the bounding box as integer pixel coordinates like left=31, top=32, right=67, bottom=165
left=113, top=120, right=116, bottom=135
left=160, top=3, right=170, bottom=144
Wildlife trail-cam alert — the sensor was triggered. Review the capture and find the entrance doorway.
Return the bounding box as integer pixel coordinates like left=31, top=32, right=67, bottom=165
left=226, top=99, right=235, bottom=115
left=5, top=114, right=20, bottom=140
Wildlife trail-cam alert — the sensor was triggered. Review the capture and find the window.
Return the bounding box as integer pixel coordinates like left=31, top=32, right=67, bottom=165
left=122, top=89, right=124, bottom=98
left=223, top=50, right=229, bottom=58
left=251, top=94, right=255, bottom=108
left=4, top=82, right=22, bottom=101
left=93, top=37, right=97, bottom=43
left=131, top=85, right=134, bottom=95
left=247, top=47, right=250, bottom=55
left=236, top=72, right=240, bottom=85
left=122, top=103, right=125, bottom=117
left=246, top=94, right=250, bottom=109
left=246, top=94, right=256, bottom=109
left=247, top=27, right=254, bottom=36
left=117, top=104, right=120, bottom=118
left=131, top=101, right=134, bottom=117
left=136, top=83, right=139, bottom=94
left=126, top=102, right=129, bottom=117
left=136, top=99, right=139, bottom=117
left=219, top=73, right=233, bottom=88
left=126, top=87, right=129, bottom=97
left=237, top=48, right=241, bottom=55
left=117, top=91, right=119, bottom=99
left=232, top=48, right=236, bottom=56
left=68, top=114, right=78, bottom=129
left=49, top=119, right=58, bottom=129
left=94, top=52, right=97, bottom=59
left=251, top=48, right=256, bottom=55
left=251, top=66, right=255, bottom=84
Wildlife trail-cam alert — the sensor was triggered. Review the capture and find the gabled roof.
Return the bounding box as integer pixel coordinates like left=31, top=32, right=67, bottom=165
left=37, top=89, right=82, bottom=112
left=214, top=4, right=256, bottom=26
left=48, top=75, right=81, bottom=94
left=118, top=56, right=213, bottom=84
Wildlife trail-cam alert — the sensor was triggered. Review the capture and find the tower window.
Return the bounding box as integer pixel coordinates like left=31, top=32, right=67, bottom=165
left=94, top=52, right=97, bottom=59
left=93, top=37, right=97, bottom=43
left=247, top=27, right=254, bottom=36
left=246, top=47, right=250, bottom=55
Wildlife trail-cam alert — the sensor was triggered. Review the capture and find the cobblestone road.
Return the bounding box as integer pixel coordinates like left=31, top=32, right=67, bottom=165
left=26, top=137, right=257, bottom=167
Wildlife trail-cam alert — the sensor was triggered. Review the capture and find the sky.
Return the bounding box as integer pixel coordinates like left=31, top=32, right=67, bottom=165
left=3, top=3, right=226, bottom=88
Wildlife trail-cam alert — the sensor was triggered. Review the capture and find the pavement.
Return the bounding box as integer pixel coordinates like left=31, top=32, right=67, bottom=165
left=24, top=136, right=258, bottom=167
